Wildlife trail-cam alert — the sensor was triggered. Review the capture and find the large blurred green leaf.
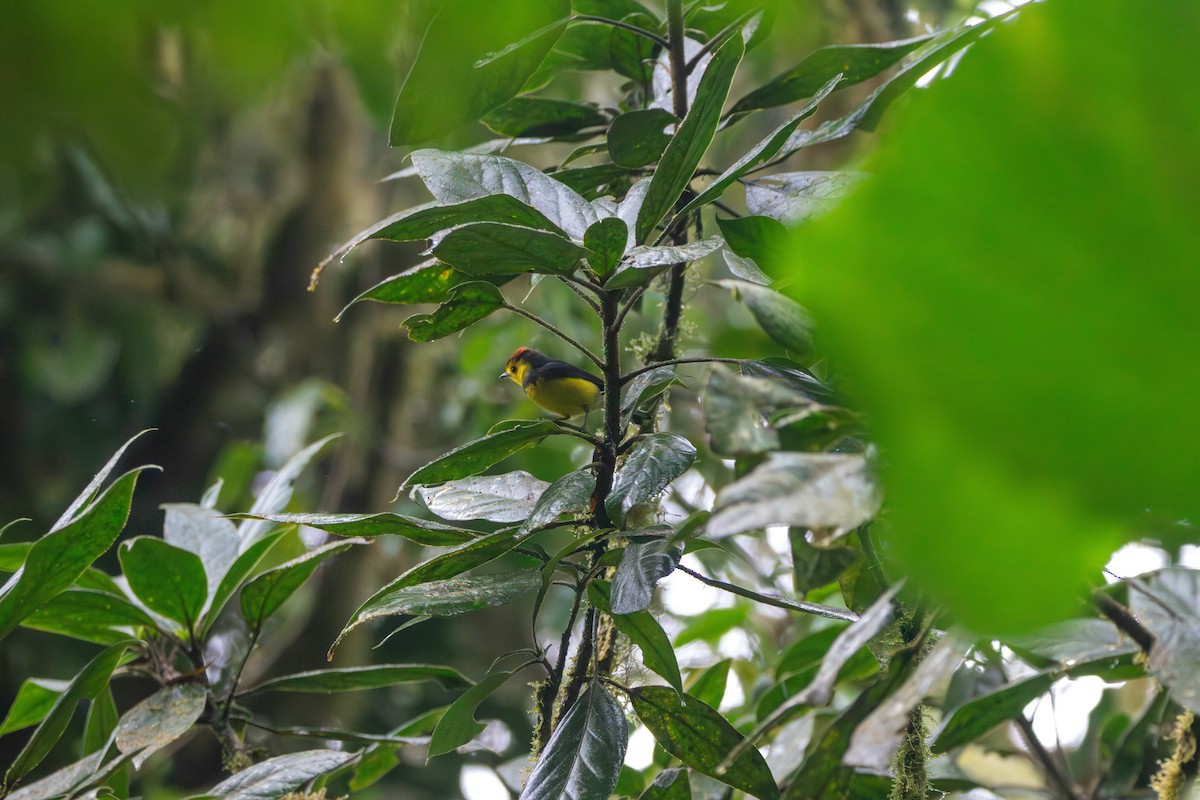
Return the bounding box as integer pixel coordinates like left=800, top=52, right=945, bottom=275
left=790, top=0, right=1200, bottom=633
left=389, top=0, right=570, bottom=145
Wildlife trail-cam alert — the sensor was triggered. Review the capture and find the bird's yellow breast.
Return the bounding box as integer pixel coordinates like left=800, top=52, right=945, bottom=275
left=524, top=374, right=602, bottom=418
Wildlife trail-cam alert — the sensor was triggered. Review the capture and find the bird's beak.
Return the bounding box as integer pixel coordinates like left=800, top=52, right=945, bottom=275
left=498, top=370, right=509, bottom=380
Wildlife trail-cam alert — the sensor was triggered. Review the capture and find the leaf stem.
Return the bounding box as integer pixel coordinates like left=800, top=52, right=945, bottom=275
left=502, top=301, right=603, bottom=367
left=573, top=14, right=670, bottom=49
left=677, top=564, right=860, bottom=622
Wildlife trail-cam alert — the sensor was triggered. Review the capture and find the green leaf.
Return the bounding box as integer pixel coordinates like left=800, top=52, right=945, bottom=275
left=389, top=2, right=569, bottom=145
left=6, top=748, right=109, bottom=800
left=688, top=659, right=732, bottom=709
left=335, top=529, right=525, bottom=652
left=933, top=667, right=1055, bottom=754
left=240, top=538, right=366, bottom=630
left=202, top=531, right=284, bottom=637
left=435, top=223, right=590, bottom=276
left=119, top=537, right=207, bottom=631
left=675, top=606, right=748, bottom=647
left=703, top=365, right=811, bottom=456
left=404, top=420, right=559, bottom=488
left=517, top=684, right=628, bottom=800
left=636, top=33, right=744, bottom=243
left=336, top=262, right=464, bottom=320
left=609, top=538, right=680, bottom=615
left=1010, top=618, right=1137, bottom=664
left=83, top=686, right=119, bottom=756
left=0, top=679, right=68, bottom=736
left=713, top=279, right=812, bottom=355
left=0, top=468, right=147, bottom=643
left=207, top=750, right=356, bottom=800
left=682, top=75, right=843, bottom=214
left=238, top=434, right=340, bottom=549
left=375, top=195, right=569, bottom=241
left=620, top=367, right=676, bottom=430
left=716, top=216, right=791, bottom=272
left=584, top=217, right=630, bottom=280
left=403, top=281, right=505, bottom=342
left=340, top=570, right=540, bottom=625
left=428, top=666, right=516, bottom=758
left=592, top=582, right=682, bottom=694
left=5, top=640, right=135, bottom=785
left=791, top=1, right=1192, bottom=633
left=639, top=767, right=690, bottom=800
left=114, top=683, right=206, bottom=769
left=241, top=664, right=469, bottom=696
left=709, top=453, right=877, bottom=537
left=227, top=512, right=477, bottom=546
left=609, top=108, right=676, bottom=168
left=416, top=471, right=549, bottom=523
left=1130, top=568, right=1200, bottom=712
left=780, top=647, right=917, bottom=800
left=0, top=542, right=30, bottom=572
left=52, top=431, right=152, bottom=532
left=628, top=686, right=778, bottom=800
left=520, top=467, right=597, bottom=535
left=606, top=237, right=724, bottom=289
left=162, top=503, right=239, bottom=608
left=411, top=149, right=600, bottom=240
left=606, top=433, right=696, bottom=527
left=745, top=171, right=867, bottom=226
left=483, top=97, right=607, bottom=137
left=22, top=588, right=155, bottom=644
left=729, top=35, right=935, bottom=115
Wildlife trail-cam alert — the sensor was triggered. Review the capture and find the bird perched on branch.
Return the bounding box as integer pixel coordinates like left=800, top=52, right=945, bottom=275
left=501, top=347, right=603, bottom=419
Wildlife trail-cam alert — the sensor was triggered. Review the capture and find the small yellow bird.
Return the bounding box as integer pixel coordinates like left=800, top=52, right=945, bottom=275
left=500, top=347, right=604, bottom=419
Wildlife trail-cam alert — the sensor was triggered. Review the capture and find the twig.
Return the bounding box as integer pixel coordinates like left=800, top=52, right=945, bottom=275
left=621, top=357, right=744, bottom=384
left=614, top=285, right=648, bottom=330
left=573, top=14, right=670, bottom=49
left=1093, top=592, right=1155, bottom=652
left=560, top=277, right=602, bottom=314
left=1015, top=714, right=1086, bottom=800
left=502, top=301, right=603, bottom=367
left=677, top=564, right=859, bottom=622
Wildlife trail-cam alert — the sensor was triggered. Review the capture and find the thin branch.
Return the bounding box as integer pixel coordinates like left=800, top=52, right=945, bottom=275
left=222, top=627, right=262, bottom=717
left=574, top=14, right=669, bottom=49
left=560, top=277, right=602, bottom=314
left=1093, top=592, right=1155, bottom=652
left=1015, top=714, right=1086, bottom=800
left=677, top=565, right=859, bottom=622
left=621, top=356, right=744, bottom=384
left=562, top=274, right=606, bottom=295
left=502, top=301, right=603, bottom=367
left=552, top=421, right=604, bottom=447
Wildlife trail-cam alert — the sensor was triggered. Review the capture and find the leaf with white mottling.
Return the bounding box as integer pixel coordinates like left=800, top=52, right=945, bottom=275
left=708, top=453, right=878, bottom=537
left=115, top=683, right=207, bottom=769
left=417, top=472, right=550, bottom=523
left=207, top=750, right=356, bottom=800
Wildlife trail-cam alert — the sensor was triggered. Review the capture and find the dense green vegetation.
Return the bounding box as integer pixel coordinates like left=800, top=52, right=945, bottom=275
left=2, top=1, right=1198, bottom=799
